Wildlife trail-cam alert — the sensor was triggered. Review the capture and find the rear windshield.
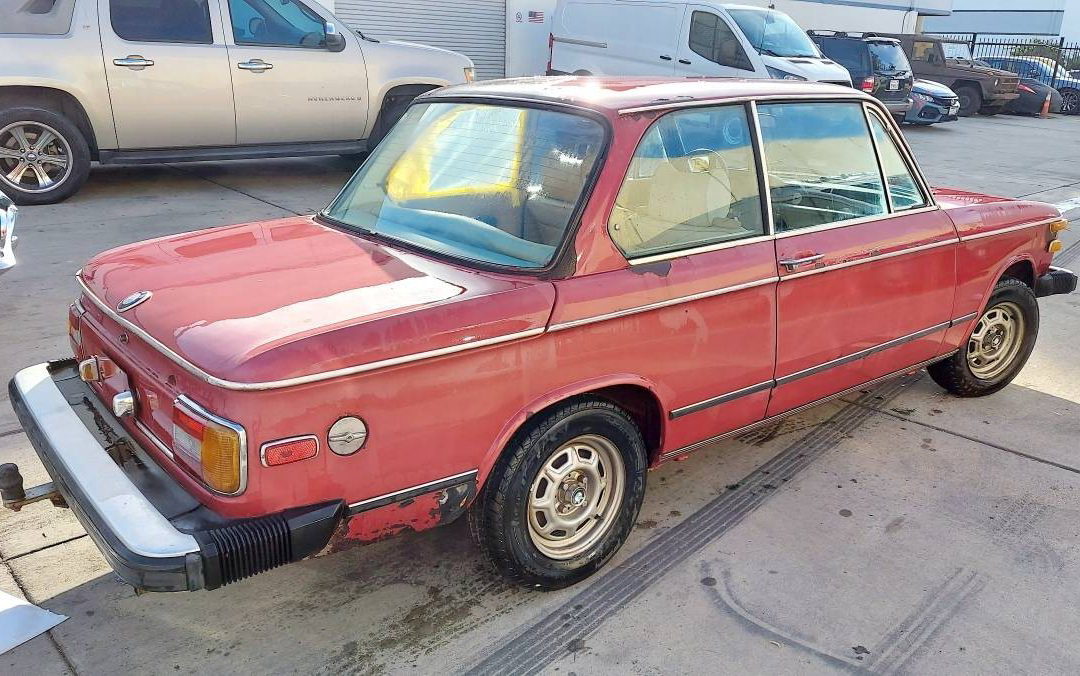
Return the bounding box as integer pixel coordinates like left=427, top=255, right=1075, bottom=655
left=868, top=41, right=909, bottom=72
left=324, top=102, right=606, bottom=269
left=728, top=8, right=818, bottom=58
left=820, top=39, right=870, bottom=74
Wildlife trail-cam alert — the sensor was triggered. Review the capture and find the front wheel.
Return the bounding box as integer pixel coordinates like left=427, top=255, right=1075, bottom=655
left=0, top=107, right=91, bottom=205
left=470, top=399, right=647, bottom=590
left=956, top=85, right=982, bottom=117
left=929, top=278, right=1039, bottom=397
left=1060, top=88, right=1080, bottom=115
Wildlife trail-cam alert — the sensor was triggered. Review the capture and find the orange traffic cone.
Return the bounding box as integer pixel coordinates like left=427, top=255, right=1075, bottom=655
left=1040, top=92, right=1052, bottom=118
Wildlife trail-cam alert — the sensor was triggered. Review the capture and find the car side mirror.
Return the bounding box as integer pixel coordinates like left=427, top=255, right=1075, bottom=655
left=325, top=22, right=346, bottom=52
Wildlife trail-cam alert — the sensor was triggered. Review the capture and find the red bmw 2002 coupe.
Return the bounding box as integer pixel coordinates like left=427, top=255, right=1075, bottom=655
left=5, top=78, right=1075, bottom=592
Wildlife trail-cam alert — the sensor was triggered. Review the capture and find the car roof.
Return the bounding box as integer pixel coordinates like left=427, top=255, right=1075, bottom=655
left=424, top=76, right=867, bottom=115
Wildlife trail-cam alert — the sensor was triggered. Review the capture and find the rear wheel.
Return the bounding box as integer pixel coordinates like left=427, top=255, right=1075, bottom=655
left=955, top=85, right=982, bottom=117
left=929, top=278, right=1039, bottom=397
left=0, top=107, right=90, bottom=205
left=470, top=398, right=647, bottom=589
left=1060, top=88, right=1080, bottom=115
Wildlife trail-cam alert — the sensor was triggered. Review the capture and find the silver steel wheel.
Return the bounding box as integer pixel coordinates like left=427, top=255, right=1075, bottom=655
left=0, top=121, right=72, bottom=194
left=967, top=301, right=1025, bottom=380
left=527, top=434, right=625, bottom=560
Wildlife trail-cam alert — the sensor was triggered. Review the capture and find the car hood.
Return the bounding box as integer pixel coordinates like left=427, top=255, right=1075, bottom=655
left=913, top=79, right=956, bottom=97
left=78, top=217, right=553, bottom=385
left=944, top=60, right=1016, bottom=79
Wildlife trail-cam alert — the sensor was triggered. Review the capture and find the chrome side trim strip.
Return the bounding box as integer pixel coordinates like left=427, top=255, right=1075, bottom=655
left=660, top=351, right=957, bottom=460
left=552, top=35, right=607, bottom=49
left=773, top=205, right=941, bottom=239
left=670, top=380, right=773, bottom=420
left=782, top=237, right=958, bottom=280
left=775, top=321, right=951, bottom=386
left=619, top=92, right=872, bottom=116
left=346, top=469, right=478, bottom=515
left=547, top=276, right=779, bottom=332
left=958, top=217, right=1058, bottom=241
left=77, top=275, right=543, bottom=391
left=950, top=311, right=978, bottom=325
left=749, top=100, right=776, bottom=237
left=627, top=234, right=773, bottom=265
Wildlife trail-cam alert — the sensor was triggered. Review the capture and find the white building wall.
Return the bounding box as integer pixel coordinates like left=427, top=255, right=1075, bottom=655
left=923, top=0, right=1066, bottom=36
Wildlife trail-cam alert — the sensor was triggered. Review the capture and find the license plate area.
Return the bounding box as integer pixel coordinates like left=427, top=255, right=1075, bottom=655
left=887, top=79, right=900, bottom=91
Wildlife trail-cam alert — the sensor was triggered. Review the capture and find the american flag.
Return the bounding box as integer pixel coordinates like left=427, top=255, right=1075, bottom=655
left=528, top=10, right=545, bottom=23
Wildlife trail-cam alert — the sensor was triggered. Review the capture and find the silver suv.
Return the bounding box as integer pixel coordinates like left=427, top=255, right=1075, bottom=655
left=0, top=0, right=475, bottom=204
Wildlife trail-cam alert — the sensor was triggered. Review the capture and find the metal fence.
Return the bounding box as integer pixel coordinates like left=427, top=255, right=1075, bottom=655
left=927, top=33, right=1080, bottom=90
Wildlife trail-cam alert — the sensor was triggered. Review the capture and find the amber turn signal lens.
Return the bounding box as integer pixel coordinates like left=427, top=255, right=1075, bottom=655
left=261, top=436, right=319, bottom=467
left=1050, top=219, right=1069, bottom=234
left=172, top=399, right=245, bottom=494
left=1049, top=240, right=1064, bottom=253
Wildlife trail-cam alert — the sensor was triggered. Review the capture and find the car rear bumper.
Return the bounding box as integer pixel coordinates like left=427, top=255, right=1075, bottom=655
left=1035, top=266, right=1078, bottom=298
left=883, top=98, right=913, bottom=115
left=8, top=360, right=343, bottom=591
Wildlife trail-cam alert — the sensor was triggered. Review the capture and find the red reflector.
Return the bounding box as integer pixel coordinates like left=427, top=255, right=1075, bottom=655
left=860, top=77, right=875, bottom=92
left=261, top=436, right=319, bottom=467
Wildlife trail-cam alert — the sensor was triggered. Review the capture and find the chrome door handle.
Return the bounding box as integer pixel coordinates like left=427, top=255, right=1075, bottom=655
left=237, top=59, right=273, bottom=72
left=113, top=55, right=155, bottom=70
left=779, top=254, right=824, bottom=271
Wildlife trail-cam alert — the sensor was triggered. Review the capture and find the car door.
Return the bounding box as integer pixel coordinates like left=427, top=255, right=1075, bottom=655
left=548, top=104, right=776, bottom=453
left=98, top=0, right=236, bottom=148
left=760, top=100, right=957, bottom=416
left=675, top=7, right=760, bottom=78
left=220, top=0, right=368, bottom=144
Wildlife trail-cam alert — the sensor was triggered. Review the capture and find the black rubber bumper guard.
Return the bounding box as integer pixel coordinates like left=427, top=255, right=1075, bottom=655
left=1035, top=266, right=1078, bottom=298
left=7, top=359, right=344, bottom=592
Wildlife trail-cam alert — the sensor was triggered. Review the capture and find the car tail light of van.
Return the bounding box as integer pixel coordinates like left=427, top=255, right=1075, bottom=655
left=860, top=77, right=875, bottom=92
left=172, top=396, right=246, bottom=495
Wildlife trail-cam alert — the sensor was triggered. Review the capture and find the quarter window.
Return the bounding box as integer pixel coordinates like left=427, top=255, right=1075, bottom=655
left=228, top=0, right=327, bottom=48
left=110, top=0, right=213, bottom=44
left=867, top=112, right=928, bottom=211
left=688, top=12, right=754, bottom=71
left=757, top=102, right=887, bottom=232
left=609, top=105, right=764, bottom=258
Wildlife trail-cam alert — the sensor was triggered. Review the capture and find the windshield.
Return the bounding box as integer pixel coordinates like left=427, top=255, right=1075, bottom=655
left=942, top=42, right=973, bottom=60
left=728, top=9, right=818, bottom=58
left=324, top=102, right=606, bottom=269
left=868, top=41, right=909, bottom=72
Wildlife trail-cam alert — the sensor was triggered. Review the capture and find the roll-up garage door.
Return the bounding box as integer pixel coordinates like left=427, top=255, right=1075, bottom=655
left=333, top=0, right=506, bottom=79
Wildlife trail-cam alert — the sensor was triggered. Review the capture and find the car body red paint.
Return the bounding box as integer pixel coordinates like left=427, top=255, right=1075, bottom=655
left=11, top=77, right=1072, bottom=590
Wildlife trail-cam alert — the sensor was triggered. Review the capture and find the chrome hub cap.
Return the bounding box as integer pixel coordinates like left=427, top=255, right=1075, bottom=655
left=0, top=122, right=72, bottom=194
left=967, top=301, right=1024, bottom=380
left=527, top=434, right=625, bottom=560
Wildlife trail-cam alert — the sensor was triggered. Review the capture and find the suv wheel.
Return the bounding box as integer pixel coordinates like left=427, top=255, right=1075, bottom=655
left=1061, top=89, right=1079, bottom=115
left=955, top=85, right=982, bottom=117
left=470, top=398, right=647, bottom=589
left=0, top=107, right=91, bottom=205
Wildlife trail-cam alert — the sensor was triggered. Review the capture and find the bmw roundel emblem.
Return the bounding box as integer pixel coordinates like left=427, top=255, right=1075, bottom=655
left=116, top=290, right=152, bottom=313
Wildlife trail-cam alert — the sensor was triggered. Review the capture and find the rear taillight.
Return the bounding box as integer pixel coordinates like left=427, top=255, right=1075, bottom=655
left=1018, top=83, right=1035, bottom=94
left=860, top=77, right=875, bottom=92
left=172, top=397, right=246, bottom=494
left=68, top=301, right=83, bottom=347
left=547, top=32, right=554, bottom=73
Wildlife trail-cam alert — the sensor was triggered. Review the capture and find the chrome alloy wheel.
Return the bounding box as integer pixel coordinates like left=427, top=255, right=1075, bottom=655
left=0, top=122, right=72, bottom=194
left=1062, top=90, right=1079, bottom=115
left=527, top=434, right=625, bottom=560
left=967, top=301, right=1025, bottom=380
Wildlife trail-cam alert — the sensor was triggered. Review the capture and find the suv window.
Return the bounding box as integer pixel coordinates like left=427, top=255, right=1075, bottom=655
left=688, top=12, right=753, bottom=71
left=609, top=105, right=764, bottom=259
left=867, top=41, right=908, bottom=72
left=228, top=0, right=327, bottom=48
left=111, top=0, right=213, bottom=44
left=912, top=40, right=937, bottom=63
left=758, top=102, right=887, bottom=232
left=866, top=112, right=927, bottom=211
left=820, top=39, right=870, bottom=75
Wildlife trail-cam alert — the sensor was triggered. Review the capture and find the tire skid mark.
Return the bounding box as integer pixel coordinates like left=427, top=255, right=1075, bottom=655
left=465, top=376, right=918, bottom=676
left=869, top=567, right=986, bottom=675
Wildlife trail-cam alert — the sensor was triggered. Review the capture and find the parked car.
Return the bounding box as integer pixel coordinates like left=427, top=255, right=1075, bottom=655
left=808, top=31, right=913, bottom=121
left=0, top=0, right=475, bottom=205
left=1012, top=78, right=1063, bottom=115
left=5, top=78, right=1076, bottom=593
left=979, top=56, right=1079, bottom=114
left=904, top=78, right=960, bottom=125
left=877, top=33, right=1019, bottom=116
left=548, top=1, right=851, bottom=85
left=0, top=190, right=15, bottom=275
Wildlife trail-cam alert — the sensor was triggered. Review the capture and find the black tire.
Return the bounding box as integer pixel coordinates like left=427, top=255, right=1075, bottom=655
left=470, top=398, right=647, bottom=590
left=1060, top=88, right=1080, bottom=115
left=928, top=278, right=1039, bottom=397
left=955, top=85, right=982, bottom=117
left=0, top=106, right=91, bottom=205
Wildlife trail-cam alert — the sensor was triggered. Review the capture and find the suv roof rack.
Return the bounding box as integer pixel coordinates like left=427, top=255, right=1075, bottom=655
left=806, top=30, right=899, bottom=43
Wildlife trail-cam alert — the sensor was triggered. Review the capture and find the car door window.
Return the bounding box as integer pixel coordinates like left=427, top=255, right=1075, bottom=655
left=609, top=105, right=764, bottom=258
left=228, top=0, right=326, bottom=48
left=912, top=41, right=936, bottom=63
left=757, top=101, right=887, bottom=233
left=866, top=111, right=928, bottom=211
left=688, top=11, right=754, bottom=71
left=110, top=0, right=212, bottom=43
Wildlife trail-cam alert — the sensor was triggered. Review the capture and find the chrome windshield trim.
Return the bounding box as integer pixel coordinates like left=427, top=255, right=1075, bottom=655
left=346, top=469, right=478, bottom=514
left=547, top=276, right=779, bottom=332
left=781, top=237, right=958, bottom=280
left=77, top=275, right=543, bottom=391
left=958, top=217, right=1059, bottom=241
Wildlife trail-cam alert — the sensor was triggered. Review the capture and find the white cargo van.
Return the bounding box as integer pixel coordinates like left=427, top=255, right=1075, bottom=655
left=548, top=1, right=851, bottom=85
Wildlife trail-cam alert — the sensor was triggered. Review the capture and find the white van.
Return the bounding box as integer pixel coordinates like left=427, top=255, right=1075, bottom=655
left=548, top=1, right=852, bottom=85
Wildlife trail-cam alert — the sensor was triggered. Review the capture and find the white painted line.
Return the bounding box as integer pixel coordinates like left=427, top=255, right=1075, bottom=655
left=0, top=589, right=66, bottom=654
